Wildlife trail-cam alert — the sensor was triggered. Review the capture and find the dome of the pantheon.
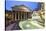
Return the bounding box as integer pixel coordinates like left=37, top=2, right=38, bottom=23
left=12, top=5, right=32, bottom=12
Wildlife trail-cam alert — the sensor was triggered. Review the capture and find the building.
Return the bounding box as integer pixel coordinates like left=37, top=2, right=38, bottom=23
left=12, top=5, right=32, bottom=21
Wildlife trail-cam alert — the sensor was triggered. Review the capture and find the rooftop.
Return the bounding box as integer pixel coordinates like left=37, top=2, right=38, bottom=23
left=12, top=5, right=32, bottom=12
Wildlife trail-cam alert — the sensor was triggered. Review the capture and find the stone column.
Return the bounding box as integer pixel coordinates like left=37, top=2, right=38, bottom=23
left=12, top=12, right=13, bottom=21
left=21, top=12, right=22, bottom=20
left=18, top=12, right=19, bottom=20
left=12, top=11, right=15, bottom=21
left=26, top=12, right=27, bottom=19
left=24, top=12, right=25, bottom=20
left=15, top=12, right=16, bottom=21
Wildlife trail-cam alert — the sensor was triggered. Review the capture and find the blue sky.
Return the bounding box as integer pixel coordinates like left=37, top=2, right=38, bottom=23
left=6, top=1, right=40, bottom=11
